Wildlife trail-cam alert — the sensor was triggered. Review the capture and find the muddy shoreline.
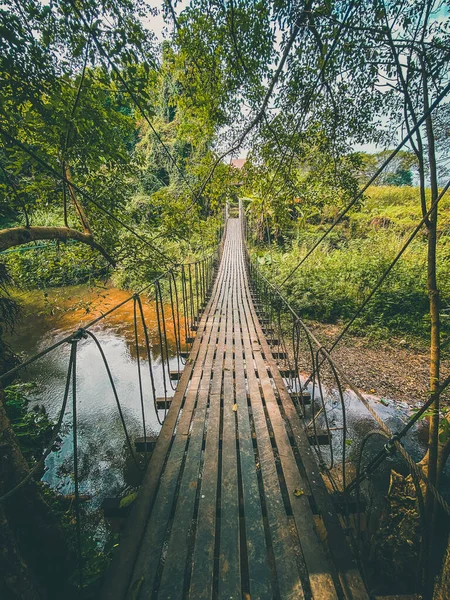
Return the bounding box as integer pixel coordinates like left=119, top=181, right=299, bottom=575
left=304, top=320, right=450, bottom=408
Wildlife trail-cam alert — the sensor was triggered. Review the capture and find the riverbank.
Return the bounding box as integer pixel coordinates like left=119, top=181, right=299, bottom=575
left=305, top=320, right=450, bottom=408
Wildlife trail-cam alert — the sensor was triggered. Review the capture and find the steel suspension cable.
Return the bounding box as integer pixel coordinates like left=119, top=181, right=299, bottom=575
left=329, top=179, right=450, bottom=352
left=298, top=178, right=450, bottom=393
left=154, top=280, right=169, bottom=403
left=84, top=330, right=141, bottom=470
left=169, top=273, right=182, bottom=374
left=157, top=280, right=174, bottom=392
left=181, top=265, right=190, bottom=349
left=188, top=263, right=195, bottom=331
left=133, top=297, right=147, bottom=445
left=135, top=294, right=161, bottom=426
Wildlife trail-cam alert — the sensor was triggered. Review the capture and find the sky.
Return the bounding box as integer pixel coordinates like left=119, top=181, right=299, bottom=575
left=141, top=0, right=173, bottom=41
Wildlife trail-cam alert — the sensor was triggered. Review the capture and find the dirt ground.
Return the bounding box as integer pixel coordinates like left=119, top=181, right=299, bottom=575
left=303, top=321, right=450, bottom=408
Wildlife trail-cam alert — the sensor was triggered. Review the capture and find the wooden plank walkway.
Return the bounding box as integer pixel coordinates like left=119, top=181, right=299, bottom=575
left=102, top=218, right=368, bottom=600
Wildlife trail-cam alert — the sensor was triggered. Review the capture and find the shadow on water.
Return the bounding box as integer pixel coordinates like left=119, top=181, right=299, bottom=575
left=7, top=283, right=186, bottom=507
left=311, top=384, right=450, bottom=487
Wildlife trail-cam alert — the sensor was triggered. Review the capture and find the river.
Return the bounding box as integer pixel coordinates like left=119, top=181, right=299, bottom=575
left=7, top=282, right=449, bottom=509
left=8, top=282, right=450, bottom=596
left=8, top=282, right=184, bottom=507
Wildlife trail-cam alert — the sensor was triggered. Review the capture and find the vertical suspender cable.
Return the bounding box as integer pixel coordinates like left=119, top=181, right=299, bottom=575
left=135, top=295, right=160, bottom=426
left=155, top=281, right=169, bottom=403
left=133, top=297, right=147, bottom=445
left=71, top=337, right=83, bottom=590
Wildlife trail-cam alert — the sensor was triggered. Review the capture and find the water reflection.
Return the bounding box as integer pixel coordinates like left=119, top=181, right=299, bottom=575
left=8, top=283, right=186, bottom=505
left=298, top=376, right=450, bottom=502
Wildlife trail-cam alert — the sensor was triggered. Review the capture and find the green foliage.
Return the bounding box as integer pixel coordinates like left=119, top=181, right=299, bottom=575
left=351, top=185, right=450, bottom=232
left=119, top=492, right=137, bottom=509
left=353, top=151, right=416, bottom=187
left=0, top=260, right=19, bottom=331
left=113, top=213, right=222, bottom=290
left=275, top=233, right=429, bottom=333
left=254, top=185, right=450, bottom=342
left=0, top=4, right=231, bottom=296
left=174, top=0, right=274, bottom=124
left=243, top=123, right=361, bottom=242
left=4, top=383, right=55, bottom=465
left=4, top=241, right=110, bottom=288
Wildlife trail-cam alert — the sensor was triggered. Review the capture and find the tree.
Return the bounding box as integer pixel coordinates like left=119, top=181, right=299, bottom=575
left=0, top=0, right=159, bottom=594
left=355, top=150, right=416, bottom=186
left=346, top=0, right=450, bottom=527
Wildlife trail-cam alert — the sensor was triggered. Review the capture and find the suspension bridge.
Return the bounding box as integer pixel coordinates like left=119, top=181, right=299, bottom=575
left=100, top=213, right=368, bottom=600
left=2, top=1, right=450, bottom=597
left=1, top=206, right=449, bottom=599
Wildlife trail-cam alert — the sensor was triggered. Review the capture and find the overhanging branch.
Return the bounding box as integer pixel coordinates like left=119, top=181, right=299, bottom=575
left=0, top=226, right=116, bottom=266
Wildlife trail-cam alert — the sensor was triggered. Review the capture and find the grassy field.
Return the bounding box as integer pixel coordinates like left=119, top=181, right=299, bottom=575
left=254, top=186, right=450, bottom=345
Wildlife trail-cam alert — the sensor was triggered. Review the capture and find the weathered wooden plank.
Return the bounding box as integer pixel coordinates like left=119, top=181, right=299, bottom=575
left=186, top=242, right=230, bottom=598
left=233, top=251, right=272, bottom=599
left=101, top=249, right=226, bottom=600
left=218, top=239, right=241, bottom=600
left=246, top=265, right=370, bottom=600
left=157, top=316, right=224, bottom=597
left=237, top=239, right=340, bottom=600
left=134, top=435, right=158, bottom=453
left=290, top=390, right=312, bottom=403
left=155, top=397, right=172, bottom=410
left=125, top=248, right=231, bottom=599
left=236, top=265, right=305, bottom=597
left=169, top=369, right=183, bottom=381
left=154, top=229, right=235, bottom=599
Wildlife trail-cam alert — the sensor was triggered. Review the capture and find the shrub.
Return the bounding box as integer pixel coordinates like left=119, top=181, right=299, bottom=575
left=262, top=231, right=440, bottom=339
left=4, top=241, right=109, bottom=288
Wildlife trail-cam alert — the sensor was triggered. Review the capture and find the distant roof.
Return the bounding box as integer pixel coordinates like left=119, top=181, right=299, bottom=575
left=231, top=158, right=247, bottom=169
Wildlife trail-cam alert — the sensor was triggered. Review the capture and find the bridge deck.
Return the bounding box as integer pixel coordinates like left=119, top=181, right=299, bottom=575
left=102, top=218, right=368, bottom=600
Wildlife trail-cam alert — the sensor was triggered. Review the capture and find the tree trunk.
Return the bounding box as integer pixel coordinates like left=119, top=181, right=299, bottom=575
left=0, top=386, right=72, bottom=598
left=423, top=67, right=441, bottom=503
left=65, top=165, right=92, bottom=235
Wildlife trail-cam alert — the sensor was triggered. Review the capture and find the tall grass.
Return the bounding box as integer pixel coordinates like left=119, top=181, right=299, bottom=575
left=257, top=186, right=450, bottom=341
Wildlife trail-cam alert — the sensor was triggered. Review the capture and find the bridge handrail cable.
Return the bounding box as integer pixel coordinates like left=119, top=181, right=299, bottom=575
left=244, top=224, right=450, bottom=519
